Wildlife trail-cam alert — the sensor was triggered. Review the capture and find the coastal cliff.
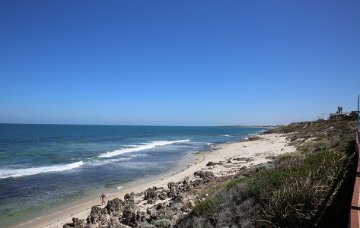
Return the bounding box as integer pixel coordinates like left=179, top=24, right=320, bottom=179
left=63, top=119, right=356, bottom=228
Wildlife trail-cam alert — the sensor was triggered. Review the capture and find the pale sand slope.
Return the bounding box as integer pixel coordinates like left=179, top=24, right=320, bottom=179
left=20, top=133, right=295, bottom=228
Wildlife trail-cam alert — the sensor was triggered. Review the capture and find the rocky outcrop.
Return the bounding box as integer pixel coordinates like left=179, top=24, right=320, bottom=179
left=63, top=218, right=85, bottom=228
left=124, top=192, right=135, bottom=202
left=158, top=191, right=167, bottom=200
left=87, top=205, right=108, bottom=225
left=121, top=206, right=137, bottom=227
left=64, top=169, right=218, bottom=228
left=193, top=170, right=215, bottom=182
left=104, top=197, right=125, bottom=216
left=144, top=187, right=158, bottom=203
left=167, top=182, right=178, bottom=194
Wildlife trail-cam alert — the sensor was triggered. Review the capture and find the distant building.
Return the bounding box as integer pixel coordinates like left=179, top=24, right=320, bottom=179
left=329, top=107, right=357, bottom=121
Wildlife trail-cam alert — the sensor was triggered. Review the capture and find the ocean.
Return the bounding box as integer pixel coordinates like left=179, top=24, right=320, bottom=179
left=0, top=124, right=264, bottom=227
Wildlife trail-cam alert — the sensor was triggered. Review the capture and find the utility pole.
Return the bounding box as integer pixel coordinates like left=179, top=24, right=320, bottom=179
left=358, top=95, right=360, bottom=134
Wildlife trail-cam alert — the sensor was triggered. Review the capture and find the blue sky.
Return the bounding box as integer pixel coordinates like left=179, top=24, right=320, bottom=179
left=0, top=1, right=359, bottom=126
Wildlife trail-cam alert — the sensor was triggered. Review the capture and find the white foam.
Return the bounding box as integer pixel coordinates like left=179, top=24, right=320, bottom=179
left=0, top=161, right=84, bottom=179
left=87, top=157, right=131, bottom=166
left=117, top=186, right=123, bottom=190
left=98, top=139, right=190, bottom=158
left=222, top=135, right=231, bottom=137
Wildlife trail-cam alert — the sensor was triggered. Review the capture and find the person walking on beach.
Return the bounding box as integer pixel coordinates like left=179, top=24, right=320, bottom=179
left=101, top=192, right=107, bottom=206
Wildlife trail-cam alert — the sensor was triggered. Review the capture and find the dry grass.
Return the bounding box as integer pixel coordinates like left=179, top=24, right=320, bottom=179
left=178, top=119, right=356, bottom=227
left=256, top=149, right=349, bottom=227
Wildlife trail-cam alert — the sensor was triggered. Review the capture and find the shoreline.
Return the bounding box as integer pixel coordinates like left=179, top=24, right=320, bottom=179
left=16, top=153, right=197, bottom=228
left=18, top=133, right=295, bottom=228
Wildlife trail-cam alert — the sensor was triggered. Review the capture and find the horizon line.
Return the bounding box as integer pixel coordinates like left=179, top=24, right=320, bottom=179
left=0, top=122, right=276, bottom=128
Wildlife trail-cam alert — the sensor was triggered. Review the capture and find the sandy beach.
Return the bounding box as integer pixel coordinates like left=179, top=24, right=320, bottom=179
left=19, top=133, right=295, bottom=228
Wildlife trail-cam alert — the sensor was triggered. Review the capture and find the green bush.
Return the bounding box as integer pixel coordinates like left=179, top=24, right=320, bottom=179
left=257, top=149, right=349, bottom=227
left=226, top=177, right=246, bottom=190
left=192, top=197, right=222, bottom=217
left=248, top=169, right=289, bottom=198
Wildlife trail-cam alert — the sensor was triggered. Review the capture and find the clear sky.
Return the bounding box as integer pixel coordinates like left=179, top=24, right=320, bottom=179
left=0, top=1, right=359, bottom=126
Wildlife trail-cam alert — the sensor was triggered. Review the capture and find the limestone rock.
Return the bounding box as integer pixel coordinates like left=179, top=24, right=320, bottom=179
left=121, top=206, right=137, bottom=227
left=124, top=192, right=135, bottom=202
left=63, top=217, right=85, bottom=228
left=193, top=171, right=215, bottom=182
left=206, top=161, right=217, bottom=166
left=144, top=187, right=158, bottom=201
left=105, top=198, right=125, bottom=216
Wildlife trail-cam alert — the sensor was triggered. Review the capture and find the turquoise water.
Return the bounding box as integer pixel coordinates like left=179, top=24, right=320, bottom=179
left=0, top=124, right=263, bottom=226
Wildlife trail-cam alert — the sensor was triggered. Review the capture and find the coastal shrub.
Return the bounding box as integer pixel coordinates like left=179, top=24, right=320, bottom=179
left=187, top=149, right=350, bottom=227
left=274, top=153, right=304, bottom=170
left=192, top=197, right=222, bottom=217
left=152, top=218, right=173, bottom=227
left=259, top=175, right=327, bottom=227
left=226, top=177, right=246, bottom=190
left=182, top=119, right=356, bottom=227
left=247, top=169, right=289, bottom=198
left=223, top=182, right=252, bottom=203
left=299, top=148, right=346, bottom=180
left=273, top=119, right=356, bottom=154
left=257, top=149, right=350, bottom=227
left=189, top=182, right=255, bottom=227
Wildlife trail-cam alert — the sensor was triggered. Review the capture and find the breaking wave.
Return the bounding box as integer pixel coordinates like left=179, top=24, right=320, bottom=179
left=98, top=139, right=191, bottom=158
left=0, top=161, right=84, bottom=179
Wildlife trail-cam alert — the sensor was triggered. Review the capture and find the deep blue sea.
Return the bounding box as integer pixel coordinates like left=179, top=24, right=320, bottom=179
left=0, top=124, right=264, bottom=227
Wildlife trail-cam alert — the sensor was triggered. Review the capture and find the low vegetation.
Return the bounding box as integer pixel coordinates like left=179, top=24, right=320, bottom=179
left=255, top=149, right=349, bottom=227
left=178, top=119, right=357, bottom=227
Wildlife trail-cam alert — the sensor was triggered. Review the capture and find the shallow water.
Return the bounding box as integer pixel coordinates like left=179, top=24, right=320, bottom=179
left=0, top=124, right=264, bottom=226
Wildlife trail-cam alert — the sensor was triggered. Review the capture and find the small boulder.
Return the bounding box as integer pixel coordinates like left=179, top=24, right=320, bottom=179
left=144, top=187, right=158, bottom=201
left=167, top=182, right=178, bottom=193
left=105, top=198, right=125, bottom=216
left=121, top=206, right=137, bottom=227
left=191, top=179, right=203, bottom=187
left=63, top=217, right=85, bottom=228
left=124, top=192, right=135, bottom=202
left=193, top=171, right=215, bottom=182
left=158, top=191, right=167, bottom=200
left=87, top=206, right=103, bottom=224
left=206, top=161, right=217, bottom=166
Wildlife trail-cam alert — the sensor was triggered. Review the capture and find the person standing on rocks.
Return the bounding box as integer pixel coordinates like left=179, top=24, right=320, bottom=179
left=101, top=192, right=107, bottom=206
